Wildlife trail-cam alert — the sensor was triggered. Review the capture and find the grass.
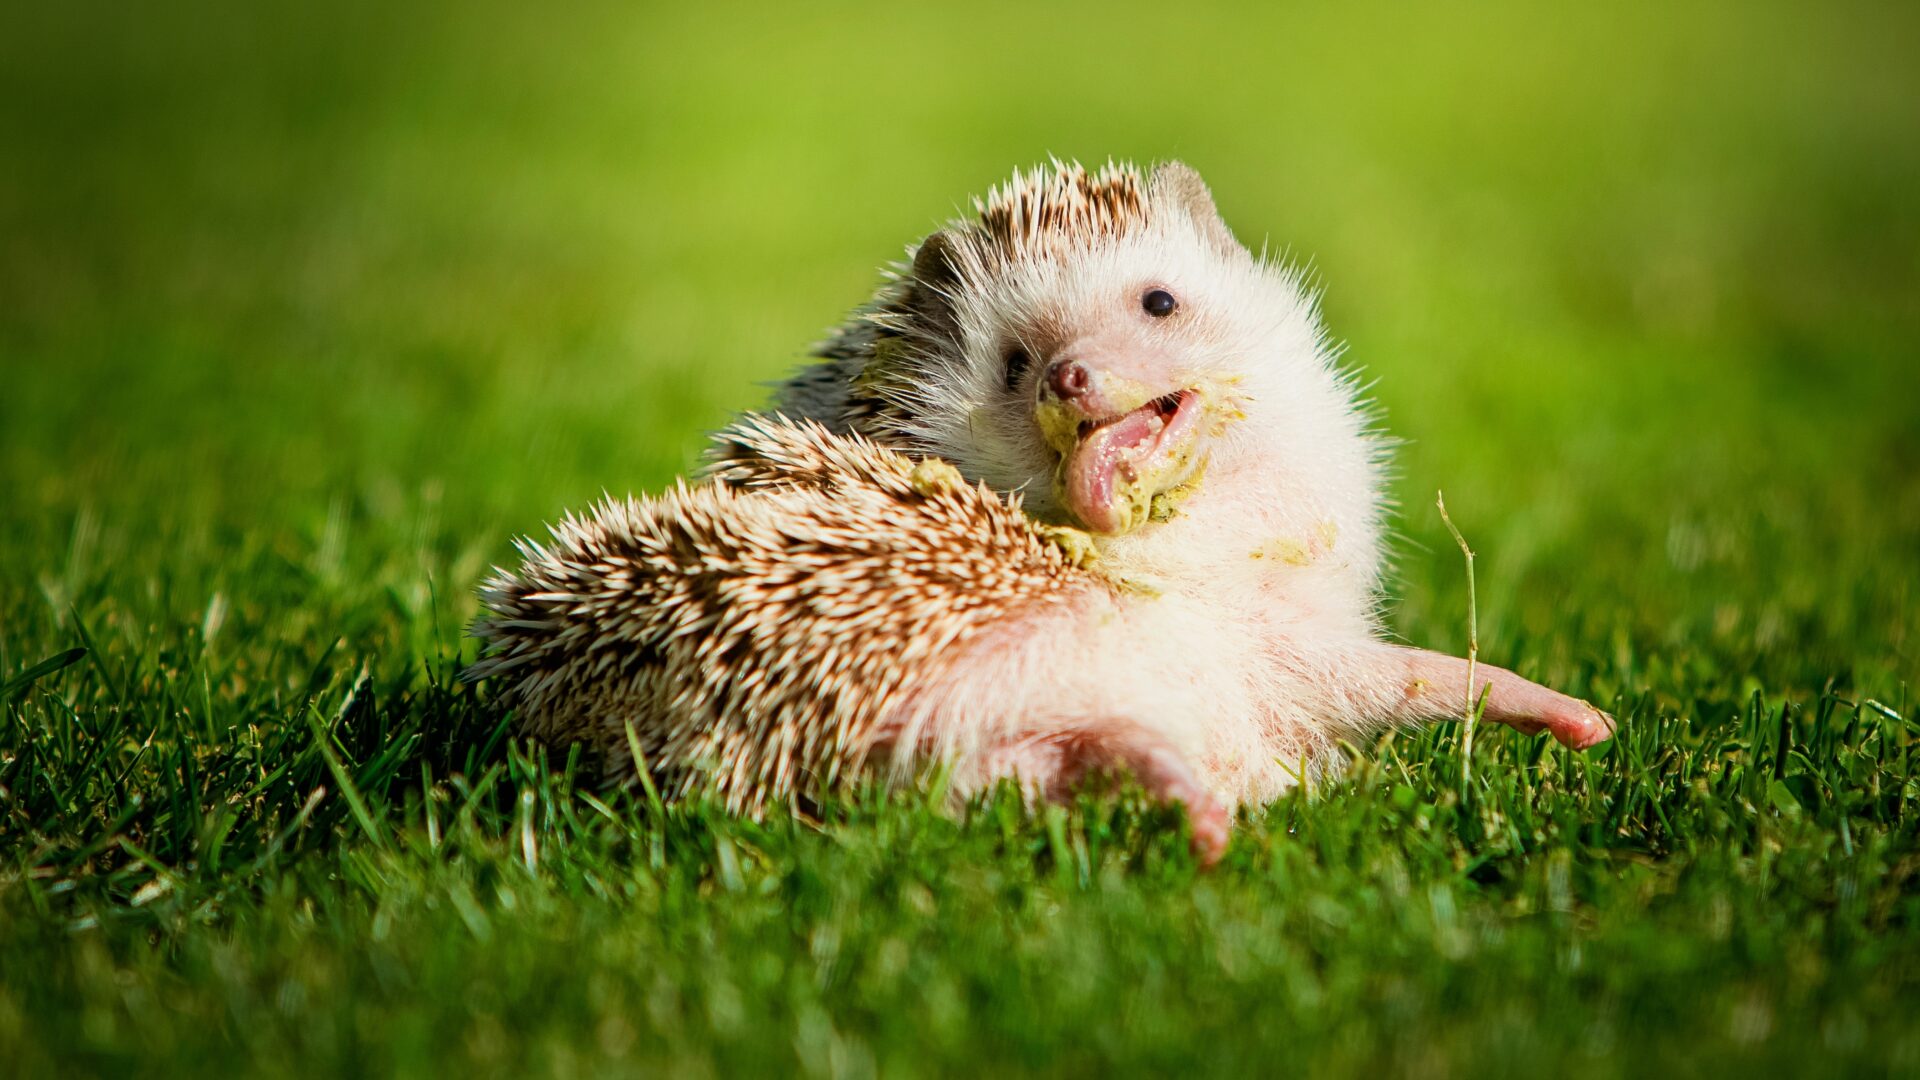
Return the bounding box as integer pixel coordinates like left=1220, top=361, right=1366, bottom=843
left=2, top=0, right=1917, bottom=1074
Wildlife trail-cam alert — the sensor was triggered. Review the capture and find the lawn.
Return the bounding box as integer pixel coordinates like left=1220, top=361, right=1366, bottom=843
left=3, top=1, right=1917, bottom=1075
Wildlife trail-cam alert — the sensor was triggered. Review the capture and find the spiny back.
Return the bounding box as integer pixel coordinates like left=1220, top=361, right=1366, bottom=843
left=469, top=414, right=1103, bottom=811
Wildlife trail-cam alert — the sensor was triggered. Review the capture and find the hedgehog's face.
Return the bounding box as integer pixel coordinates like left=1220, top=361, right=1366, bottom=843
left=926, top=165, right=1282, bottom=535
left=975, top=267, right=1228, bottom=530
left=848, top=162, right=1336, bottom=538
left=1004, top=274, right=1240, bottom=534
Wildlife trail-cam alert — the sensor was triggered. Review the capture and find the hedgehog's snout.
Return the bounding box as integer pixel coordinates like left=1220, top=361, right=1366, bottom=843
left=1046, top=359, right=1091, bottom=402
left=1034, top=351, right=1143, bottom=426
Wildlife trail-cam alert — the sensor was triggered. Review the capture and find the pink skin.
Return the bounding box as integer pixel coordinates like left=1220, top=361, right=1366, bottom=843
left=980, top=722, right=1233, bottom=866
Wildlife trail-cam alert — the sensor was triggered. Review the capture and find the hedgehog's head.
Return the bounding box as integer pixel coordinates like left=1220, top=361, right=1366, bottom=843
left=838, top=159, right=1351, bottom=539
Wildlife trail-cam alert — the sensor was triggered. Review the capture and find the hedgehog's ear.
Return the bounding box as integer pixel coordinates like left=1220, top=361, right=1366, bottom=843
left=902, top=230, right=964, bottom=338
left=1149, top=161, right=1245, bottom=259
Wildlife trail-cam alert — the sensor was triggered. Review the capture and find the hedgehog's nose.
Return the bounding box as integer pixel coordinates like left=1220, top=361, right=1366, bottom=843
left=1046, top=360, right=1091, bottom=401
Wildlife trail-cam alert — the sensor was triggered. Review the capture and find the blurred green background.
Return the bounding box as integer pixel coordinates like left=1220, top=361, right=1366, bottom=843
left=3, top=0, right=1918, bottom=1074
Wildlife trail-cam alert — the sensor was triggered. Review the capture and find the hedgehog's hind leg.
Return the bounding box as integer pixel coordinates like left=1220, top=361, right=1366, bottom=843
left=980, top=722, right=1231, bottom=866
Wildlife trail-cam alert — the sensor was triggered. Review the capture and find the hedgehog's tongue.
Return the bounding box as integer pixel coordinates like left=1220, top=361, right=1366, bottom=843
left=1061, top=402, right=1165, bottom=533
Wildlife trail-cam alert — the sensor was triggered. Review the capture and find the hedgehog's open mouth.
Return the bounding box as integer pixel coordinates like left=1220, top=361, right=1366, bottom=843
left=1058, top=389, right=1206, bottom=534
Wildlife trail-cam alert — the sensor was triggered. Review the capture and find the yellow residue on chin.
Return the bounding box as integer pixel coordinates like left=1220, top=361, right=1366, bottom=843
left=1040, top=377, right=1236, bottom=535
left=1033, top=397, right=1085, bottom=456
left=1146, top=455, right=1209, bottom=523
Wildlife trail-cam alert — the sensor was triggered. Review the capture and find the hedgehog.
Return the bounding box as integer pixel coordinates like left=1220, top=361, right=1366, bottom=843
left=471, top=160, right=1612, bottom=863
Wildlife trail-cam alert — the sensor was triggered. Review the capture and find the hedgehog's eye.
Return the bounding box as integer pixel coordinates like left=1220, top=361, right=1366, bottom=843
left=1003, top=347, right=1032, bottom=391
left=1142, top=288, right=1178, bottom=318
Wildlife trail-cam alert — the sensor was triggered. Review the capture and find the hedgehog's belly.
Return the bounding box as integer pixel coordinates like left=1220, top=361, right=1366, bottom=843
left=850, top=583, right=1309, bottom=807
